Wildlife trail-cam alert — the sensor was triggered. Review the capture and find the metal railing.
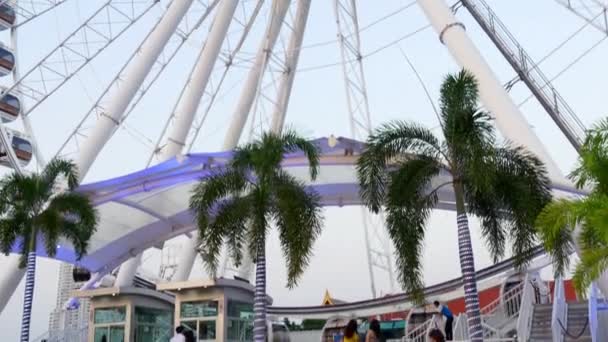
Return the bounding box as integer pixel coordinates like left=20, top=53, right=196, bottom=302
left=552, top=277, right=567, bottom=342
left=516, top=273, right=535, bottom=342
left=403, top=317, right=434, bottom=342
left=461, top=0, right=587, bottom=151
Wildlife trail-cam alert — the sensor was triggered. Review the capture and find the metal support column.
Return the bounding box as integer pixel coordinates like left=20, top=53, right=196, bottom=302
left=115, top=0, right=238, bottom=287
left=416, top=0, right=565, bottom=182
left=270, top=0, right=311, bottom=132
left=75, top=0, right=196, bottom=180
left=173, top=0, right=292, bottom=282
left=334, top=0, right=396, bottom=297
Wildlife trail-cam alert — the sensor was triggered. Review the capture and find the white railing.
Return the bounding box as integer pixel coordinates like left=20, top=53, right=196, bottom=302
left=516, top=273, right=535, bottom=342
left=552, top=277, right=567, bottom=342
left=453, top=313, right=470, bottom=341
left=403, top=317, right=435, bottom=342
left=588, top=282, right=598, bottom=342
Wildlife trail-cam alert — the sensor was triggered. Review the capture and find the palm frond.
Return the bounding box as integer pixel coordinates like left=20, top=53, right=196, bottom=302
left=38, top=210, right=61, bottom=258
left=43, top=158, right=80, bottom=190
left=189, top=169, right=249, bottom=229
left=570, top=118, right=608, bottom=192
left=439, top=70, right=496, bottom=169
left=385, top=201, right=434, bottom=303
left=536, top=199, right=580, bottom=278
left=45, top=192, right=98, bottom=258
left=200, top=195, right=252, bottom=274
left=466, top=145, right=551, bottom=265
left=357, top=121, right=442, bottom=212
left=383, top=157, right=439, bottom=301
left=271, top=171, right=323, bottom=288
left=573, top=247, right=608, bottom=297
left=279, top=130, right=320, bottom=180
left=0, top=218, right=19, bottom=255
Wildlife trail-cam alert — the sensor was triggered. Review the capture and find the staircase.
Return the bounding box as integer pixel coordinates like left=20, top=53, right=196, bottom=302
left=529, top=303, right=553, bottom=341
left=529, top=302, right=592, bottom=342
left=565, top=302, right=591, bottom=341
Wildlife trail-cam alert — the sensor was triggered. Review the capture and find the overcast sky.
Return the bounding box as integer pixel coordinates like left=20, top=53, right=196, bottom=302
left=1, top=0, right=607, bottom=339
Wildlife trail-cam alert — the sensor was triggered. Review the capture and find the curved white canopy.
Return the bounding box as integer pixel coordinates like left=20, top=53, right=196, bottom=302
left=20, top=137, right=585, bottom=277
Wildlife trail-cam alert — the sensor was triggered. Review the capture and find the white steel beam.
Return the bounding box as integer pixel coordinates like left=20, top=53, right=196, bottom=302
left=333, top=0, right=396, bottom=298
left=75, top=0, right=196, bottom=180
left=222, top=0, right=291, bottom=149
left=159, top=0, right=239, bottom=160
left=270, top=0, right=311, bottom=133
left=115, top=0, right=239, bottom=287
left=416, top=0, right=565, bottom=182
left=173, top=0, right=292, bottom=282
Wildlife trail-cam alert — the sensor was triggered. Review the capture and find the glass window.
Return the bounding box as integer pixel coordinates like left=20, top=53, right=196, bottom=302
left=94, top=307, right=126, bottom=324
left=110, top=326, right=125, bottom=342
left=198, top=320, right=216, bottom=341
left=94, top=326, right=125, bottom=342
left=226, top=319, right=253, bottom=341
left=135, top=307, right=173, bottom=342
left=94, top=327, right=109, bottom=342
left=227, top=301, right=253, bottom=319
left=180, top=301, right=218, bottom=318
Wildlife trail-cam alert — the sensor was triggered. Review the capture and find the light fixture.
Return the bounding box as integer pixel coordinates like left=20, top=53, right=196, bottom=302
left=327, top=134, right=338, bottom=148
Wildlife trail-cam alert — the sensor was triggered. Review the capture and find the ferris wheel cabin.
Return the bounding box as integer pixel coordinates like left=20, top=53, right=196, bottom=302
left=0, top=89, right=20, bottom=122
left=0, top=128, right=32, bottom=167
left=0, top=3, right=15, bottom=30
left=0, top=45, right=15, bottom=76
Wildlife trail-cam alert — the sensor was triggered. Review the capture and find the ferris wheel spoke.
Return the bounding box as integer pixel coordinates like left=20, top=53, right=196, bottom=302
left=554, top=0, right=608, bottom=35
left=2, top=0, right=157, bottom=118
left=54, top=0, right=219, bottom=161
left=150, top=0, right=264, bottom=165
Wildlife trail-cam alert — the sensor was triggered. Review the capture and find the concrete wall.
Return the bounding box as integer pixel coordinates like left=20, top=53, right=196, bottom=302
left=289, top=330, right=321, bottom=342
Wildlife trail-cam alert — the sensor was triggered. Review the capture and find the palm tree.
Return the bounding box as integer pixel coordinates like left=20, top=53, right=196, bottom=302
left=356, top=70, right=551, bottom=341
left=189, top=130, right=324, bottom=342
left=537, top=119, right=608, bottom=294
left=0, top=159, right=98, bottom=342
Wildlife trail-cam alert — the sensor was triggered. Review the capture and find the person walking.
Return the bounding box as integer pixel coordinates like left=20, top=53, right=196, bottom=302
left=434, top=301, right=453, bottom=341
left=170, top=326, right=185, bottom=342
left=343, top=319, right=359, bottom=342
left=365, top=319, right=382, bottom=342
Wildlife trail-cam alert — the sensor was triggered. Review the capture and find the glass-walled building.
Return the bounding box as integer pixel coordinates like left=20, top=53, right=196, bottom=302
left=158, top=278, right=271, bottom=342
left=74, top=286, right=174, bottom=342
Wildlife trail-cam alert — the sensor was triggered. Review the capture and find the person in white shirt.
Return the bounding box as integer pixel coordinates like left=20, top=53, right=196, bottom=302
left=170, top=326, right=186, bottom=342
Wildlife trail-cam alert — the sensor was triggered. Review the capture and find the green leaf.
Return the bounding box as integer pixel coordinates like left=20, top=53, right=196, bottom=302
left=357, top=120, right=442, bottom=213
left=271, top=171, right=323, bottom=288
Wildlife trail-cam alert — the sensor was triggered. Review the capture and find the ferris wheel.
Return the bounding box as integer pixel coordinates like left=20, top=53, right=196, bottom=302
left=0, top=0, right=606, bottom=311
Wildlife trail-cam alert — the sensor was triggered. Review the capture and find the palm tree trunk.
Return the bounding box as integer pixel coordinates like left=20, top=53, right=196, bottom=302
left=20, top=250, right=36, bottom=342
left=453, top=181, right=483, bottom=342
left=253, top=243, right=267, bottom=342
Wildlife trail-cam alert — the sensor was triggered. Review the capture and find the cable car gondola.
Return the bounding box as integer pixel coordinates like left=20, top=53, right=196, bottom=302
left=72, top=266, right=91, bottom=283
left=0, top=3, right=15, bottom=30
left=0, top=89, right=20, bottom=122
left=0, top=128, right=33, bottom=167
left=0, top=45, right=15, bottom=76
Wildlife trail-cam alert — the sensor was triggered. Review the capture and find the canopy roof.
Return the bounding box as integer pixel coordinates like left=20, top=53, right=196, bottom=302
left=21, top=137, right=584, bottom=276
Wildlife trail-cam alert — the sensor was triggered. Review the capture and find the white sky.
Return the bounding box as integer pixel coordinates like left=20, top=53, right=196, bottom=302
left=1, top=0, right=607, bottom=339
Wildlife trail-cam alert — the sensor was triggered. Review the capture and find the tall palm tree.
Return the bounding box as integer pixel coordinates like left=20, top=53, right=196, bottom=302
left=0, top=158, right=98, bottom=342
left=189, top=130, right=324, bottom=342
left=357, top=70, right=551, bottom=341
left=537, top=118, right=608, bottom=294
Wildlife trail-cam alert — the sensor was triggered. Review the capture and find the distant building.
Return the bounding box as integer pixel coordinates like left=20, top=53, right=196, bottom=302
left=321, top=289, right=347, bottom=306
left=48, top=263, right=90, bottom=339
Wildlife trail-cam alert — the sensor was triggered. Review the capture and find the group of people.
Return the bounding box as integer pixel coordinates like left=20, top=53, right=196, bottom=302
left=426, top=300, right=453, bottom=342
left=342, top=319, right=383, bottom=342
left=170, top=326, right=196, bottom=342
